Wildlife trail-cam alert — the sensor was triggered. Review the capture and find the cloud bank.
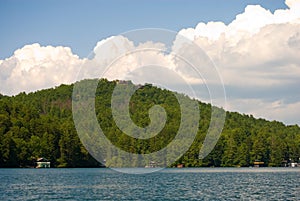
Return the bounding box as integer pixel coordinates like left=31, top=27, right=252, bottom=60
left=0, top=0, right=299, bottom=125
left=175, top=0, right=300, bottom=125
left=0, top=43, right=84, bottom=95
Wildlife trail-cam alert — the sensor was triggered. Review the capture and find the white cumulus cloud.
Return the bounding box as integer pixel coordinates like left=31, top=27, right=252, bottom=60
left=173, top=0, right=300, bottom=124
left=0, top=43, right=85, bottom=95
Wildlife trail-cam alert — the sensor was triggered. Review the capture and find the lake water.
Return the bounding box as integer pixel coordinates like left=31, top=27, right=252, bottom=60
left=0, top=168, right=299, bottom=200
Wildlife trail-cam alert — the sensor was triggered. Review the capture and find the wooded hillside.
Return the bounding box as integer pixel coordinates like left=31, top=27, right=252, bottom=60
left=0, top=79, right=299, bottom=167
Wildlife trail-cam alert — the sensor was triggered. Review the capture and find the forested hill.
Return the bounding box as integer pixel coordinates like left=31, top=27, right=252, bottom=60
left=0, top=79, right=299, bottom=168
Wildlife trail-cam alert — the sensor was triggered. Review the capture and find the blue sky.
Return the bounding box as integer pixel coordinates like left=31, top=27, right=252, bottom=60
left=1, top=0, right=300, bottom=125
left=0, top=0, right=287, bottom=59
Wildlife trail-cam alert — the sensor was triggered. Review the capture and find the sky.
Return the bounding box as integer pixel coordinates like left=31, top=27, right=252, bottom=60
left=0, top=0, right=288, bottom=59
left=0, top=0, right=300, bottom=125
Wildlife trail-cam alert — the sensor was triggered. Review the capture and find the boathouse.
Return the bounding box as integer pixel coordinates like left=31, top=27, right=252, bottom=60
left=36, top=158, right=50, bottom=168
left=253, top=161, right=264, bottom=167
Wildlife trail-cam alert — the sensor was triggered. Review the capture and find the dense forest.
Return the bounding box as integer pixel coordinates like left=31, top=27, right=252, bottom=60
left=0, top=79, right=299, bottom=168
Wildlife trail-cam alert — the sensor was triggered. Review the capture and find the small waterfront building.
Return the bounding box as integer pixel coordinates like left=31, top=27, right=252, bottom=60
left=253, top=161, right=264, bottom=167
left=177, top=164, right=184, bottom=168
left=290, top=162, right=298, bottom=168
left=36, top=158, right=50, bottom=168
left=145, top=161, right=157, bottom=168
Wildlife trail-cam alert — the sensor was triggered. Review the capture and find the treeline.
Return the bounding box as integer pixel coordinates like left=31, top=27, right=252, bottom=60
left=0, top=79, right=299, bottom=168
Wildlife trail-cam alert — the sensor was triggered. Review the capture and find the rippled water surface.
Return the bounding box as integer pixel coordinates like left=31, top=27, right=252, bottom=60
left=0, top=168, right=299, bottom=200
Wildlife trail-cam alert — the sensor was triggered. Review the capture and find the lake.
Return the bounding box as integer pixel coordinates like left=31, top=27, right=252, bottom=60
left=0, top=168, right=299, bottom=200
